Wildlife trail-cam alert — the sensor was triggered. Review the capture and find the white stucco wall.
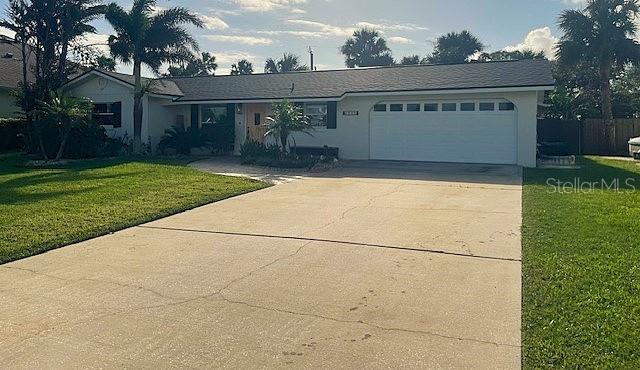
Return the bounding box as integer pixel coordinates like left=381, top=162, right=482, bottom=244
left=289, top=91, right=541, bottom=167
left=66, top=75, right=138, bottom=142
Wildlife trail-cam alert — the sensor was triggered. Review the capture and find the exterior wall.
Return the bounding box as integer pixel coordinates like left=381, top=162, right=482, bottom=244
left=289, top=91, right=540, bottom=167
left=148, top=97, right=181, bottom=152
left=66, top=75, right=138, bottom=142
left=0, top=87, right=20, bottom=118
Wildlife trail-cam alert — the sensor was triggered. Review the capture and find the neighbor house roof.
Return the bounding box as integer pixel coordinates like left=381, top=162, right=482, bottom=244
left=166, top=59, right=554, bottom=102
left=0, top=36, right=33, bottom=89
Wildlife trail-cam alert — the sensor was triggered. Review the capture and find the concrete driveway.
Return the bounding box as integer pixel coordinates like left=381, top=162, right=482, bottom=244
left=0, top=161, right=522, bottom=369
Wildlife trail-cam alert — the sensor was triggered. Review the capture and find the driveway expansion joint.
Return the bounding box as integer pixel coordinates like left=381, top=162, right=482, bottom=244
left=137, top=225, right=522, bottom=262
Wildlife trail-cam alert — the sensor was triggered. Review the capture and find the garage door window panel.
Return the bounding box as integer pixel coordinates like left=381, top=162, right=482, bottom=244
left=460, top=103, right=476, bottom=111
left=499, top=102, right=515, bottom=111
left=374, top=104, right=387, bottom=112
left=479, top=102, right=495, bottom=111
left=390, top=104, right=404, bottom=112
left=407, top=104, right=420, bottom=112
left=424, top=103, right=438, bottom=112
left=442, top=103, right=457, bottom=112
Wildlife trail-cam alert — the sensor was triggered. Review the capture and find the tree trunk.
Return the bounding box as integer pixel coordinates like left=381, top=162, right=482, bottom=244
left=600, top=66, right=615, bottom=154
left=133, top=60, right=143, bottom=154
left=54, top=131, right=69, bottom=161
left=38, top=136, right=49, bottom=161
left=280, top=132, right=288, bottom=155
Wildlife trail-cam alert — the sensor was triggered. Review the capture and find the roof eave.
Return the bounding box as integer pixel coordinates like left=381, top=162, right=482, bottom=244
left=166, top=84, right=555, bottom=105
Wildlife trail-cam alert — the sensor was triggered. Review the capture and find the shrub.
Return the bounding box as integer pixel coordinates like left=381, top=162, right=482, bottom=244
left=201, top=122, right=234, bottom=154
left=64, top=120, right=124, bottom=158
left=0, top=118, right=26, bottom=153
left=158, top=123, right=209, bottom=155
left=240, top=140, right=281, bottom=161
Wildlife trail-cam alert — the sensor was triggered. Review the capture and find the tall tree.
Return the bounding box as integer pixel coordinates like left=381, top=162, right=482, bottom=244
left=340, top=28, right=394, bottom=68
left=399, top=55, right=422, bottom=65
left=105, top=0, right=203, bottom=152
left=557, top=0, right=640, bottom=151
left=231, top=59, right=253, bottom=75
left=426, top=30, right=484, bottom=64
left=93, top=54, right=116, bottom=71
left=1, top=0, right=105, bottom=159
left=478, top=49, right=546, bottom=61
left=37, top=93, right=92, bottom=160
left=264, top=53, right=308, bottom=73
left=166, top=52, right=217, bottom=77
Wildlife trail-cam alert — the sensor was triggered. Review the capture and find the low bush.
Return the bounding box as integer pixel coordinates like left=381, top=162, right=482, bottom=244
left=240, top=140, right=281, bottom=160
left=201, top=123, right=234, bottom=154
left=158, top=123, right=209, bottom=155
left=0, top=118, right=26, bottom=153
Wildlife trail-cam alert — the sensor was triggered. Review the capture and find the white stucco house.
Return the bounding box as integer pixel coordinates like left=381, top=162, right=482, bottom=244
left=63, top=59, right=554, bottom=167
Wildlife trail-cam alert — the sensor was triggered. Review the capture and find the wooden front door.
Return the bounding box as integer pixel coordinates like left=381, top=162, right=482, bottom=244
left=245, top=104, right=268, bottom=143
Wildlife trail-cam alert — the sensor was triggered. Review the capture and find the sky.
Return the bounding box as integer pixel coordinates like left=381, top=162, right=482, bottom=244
left=0, top=0, right=588, bottom=76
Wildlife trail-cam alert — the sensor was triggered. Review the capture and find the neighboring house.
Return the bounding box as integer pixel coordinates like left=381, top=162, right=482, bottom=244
left=0, top=36, right=29, bottom=118
left=63, top=59, right=554, bottom=166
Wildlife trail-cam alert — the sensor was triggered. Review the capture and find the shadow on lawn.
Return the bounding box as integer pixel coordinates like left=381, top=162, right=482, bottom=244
left=525, top=157, right=640, bottom=191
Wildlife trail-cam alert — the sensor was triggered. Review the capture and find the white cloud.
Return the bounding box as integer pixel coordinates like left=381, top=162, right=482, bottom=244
left=387, top=36, right=414, bottom=44
left=286, top=19, right=354, bottom=37
left=214, top=51, right=259, bottom=64
left=503, top=27, right=559, bottom=59
left=78, top=33, right=111, bottom=54
left=233, top=0, right=307, bottom=12
left=200, top=15, right=229, bottom=30
left=0, top=26, right=15, bottom=39
left=355, top=21, right=428, bottom=32
left=203, top=35, right=274, bottom=45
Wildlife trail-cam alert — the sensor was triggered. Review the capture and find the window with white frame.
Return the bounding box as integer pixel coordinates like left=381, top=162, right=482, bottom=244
left=305, top=103, right=328, bottom=126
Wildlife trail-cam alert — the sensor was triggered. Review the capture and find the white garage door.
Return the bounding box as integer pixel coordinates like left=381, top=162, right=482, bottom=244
left=370, top=101, right=518, bottom=164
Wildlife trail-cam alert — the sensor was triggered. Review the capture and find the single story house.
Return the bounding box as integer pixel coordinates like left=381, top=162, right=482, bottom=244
left=63, top=59, right=554, bottom=167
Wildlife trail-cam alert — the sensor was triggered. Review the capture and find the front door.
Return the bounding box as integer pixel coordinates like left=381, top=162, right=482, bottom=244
left=245, top=104, right=268, bottom=143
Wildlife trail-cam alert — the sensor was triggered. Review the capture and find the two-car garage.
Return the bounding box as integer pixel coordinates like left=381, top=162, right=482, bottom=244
left=369, top=100, right=518, bottom=165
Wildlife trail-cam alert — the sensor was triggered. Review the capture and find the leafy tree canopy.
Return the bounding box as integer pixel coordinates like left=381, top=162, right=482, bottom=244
left=166, top=52, right=217, bottom=77
left=340, top=28, right=394, bottom=68
left=231, top=59, right=254, bottom=75
left=264, top=53, right=308, bottom=73
left=426, top=30, right=484, bottom=64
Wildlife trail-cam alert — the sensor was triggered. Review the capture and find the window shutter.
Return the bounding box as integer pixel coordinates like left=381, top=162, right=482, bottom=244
left=111, top=102, right=122, bottom=128
left=226, top=103, right=235, bottom=125
left=327, top=101, right=337, bottom=129
left=190, top=104, right=199, bottom=130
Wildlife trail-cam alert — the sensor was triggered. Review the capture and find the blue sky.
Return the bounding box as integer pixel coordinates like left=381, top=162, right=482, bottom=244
left=0, top=0, right=585, bottom=76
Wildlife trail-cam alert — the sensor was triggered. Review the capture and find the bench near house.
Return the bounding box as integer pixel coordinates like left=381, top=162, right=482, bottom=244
left=63, top=59, right=554, bottom=167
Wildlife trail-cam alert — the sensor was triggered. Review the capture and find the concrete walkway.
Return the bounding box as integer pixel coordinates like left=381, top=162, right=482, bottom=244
left=0, top=161, right=523, bottom=369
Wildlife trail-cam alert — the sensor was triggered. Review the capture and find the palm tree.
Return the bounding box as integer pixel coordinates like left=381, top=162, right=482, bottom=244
left=105, top=0, right=203, bottom=152
left=264, top=53, right=308, bottom=73
left=400, top=55, right=422, bottom=65
left=340, top=28, right=394, bottom=68
left=231, top=59, right=254, bottom=75
left=38, top=93, right=93, bottom=161
left=478, top=49, right=546, bottom=61
left=557, top=0, right=640, bottom=151
left=426, top=30, right=484, bottom=64
left=265, top=99, right=314, bottom=153
left=166, top=52, right=218, bottom=77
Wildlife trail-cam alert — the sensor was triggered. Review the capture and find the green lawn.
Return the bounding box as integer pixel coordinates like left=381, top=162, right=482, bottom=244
left=522, top=157, right=640, bottom=368
left=0, top=154, right=268, bottom=264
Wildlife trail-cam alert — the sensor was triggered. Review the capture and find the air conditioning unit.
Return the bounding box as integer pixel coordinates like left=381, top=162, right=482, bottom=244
left=629, top=137, right=640, bottom=159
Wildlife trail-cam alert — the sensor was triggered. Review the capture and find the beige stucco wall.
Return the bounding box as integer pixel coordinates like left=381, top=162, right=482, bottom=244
left=288, top=91, right=541, bottom=167
left=0, top=88, right=21, bottom=118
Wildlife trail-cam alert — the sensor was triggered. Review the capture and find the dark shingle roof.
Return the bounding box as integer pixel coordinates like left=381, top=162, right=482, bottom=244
left=166, top=59, right=554, bottom=102
left=0, top=37, right=33, bottom=89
